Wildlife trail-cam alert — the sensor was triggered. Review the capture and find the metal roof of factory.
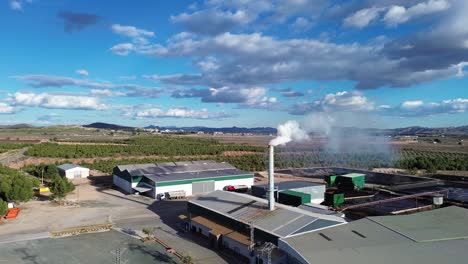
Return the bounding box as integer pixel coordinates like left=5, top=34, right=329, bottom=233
left=115, top=161, right=251, bottom=182
left=253, top=180, right=324, bottom=190
left=280, top=206, right=468, bottom=264
left=189, top=190, right=346, bottom=238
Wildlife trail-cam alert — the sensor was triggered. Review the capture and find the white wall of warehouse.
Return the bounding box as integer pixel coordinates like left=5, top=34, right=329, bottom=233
left=62, top=167, right=90, bottom=180
left=154, top=177, right=254, bottom=197
left=113, top=175, right=136, bottom=194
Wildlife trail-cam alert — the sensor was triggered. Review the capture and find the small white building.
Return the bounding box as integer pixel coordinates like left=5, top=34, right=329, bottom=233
left=57, top=164, right=90, bottom=179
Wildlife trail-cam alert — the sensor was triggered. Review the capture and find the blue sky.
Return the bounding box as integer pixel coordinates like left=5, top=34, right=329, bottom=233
left=0, top=0, right=467, bottom=128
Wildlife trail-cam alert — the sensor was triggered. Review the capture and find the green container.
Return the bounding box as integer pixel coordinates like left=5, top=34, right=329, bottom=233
left=324, top=175, right=338, bottom=186
left=279, top=190, right=311, bottom=206
left=325, top=192, right=345, bottom=208
left=340, top=173, right=365, bottom=189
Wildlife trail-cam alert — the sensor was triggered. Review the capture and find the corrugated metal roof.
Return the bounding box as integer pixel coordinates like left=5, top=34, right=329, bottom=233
left=190, top=190, right=346, bottom=238
left=369, top=206, right=468, bottom=242
left=280, top=206, right=468, bottom=264
left=115, top=161, right=246, bottom=182
left=253, top=181, right=324, bottom=191
left=144, top=168, right=250, bottom=183
left=57, top=163, right=86, bottom=171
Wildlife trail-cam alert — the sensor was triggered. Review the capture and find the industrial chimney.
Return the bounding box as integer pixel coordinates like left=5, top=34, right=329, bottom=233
left=268, top=145, right=275, bottom=211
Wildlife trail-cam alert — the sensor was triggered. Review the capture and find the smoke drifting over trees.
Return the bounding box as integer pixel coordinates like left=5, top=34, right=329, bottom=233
left=270, top=112, right=396, bottom=168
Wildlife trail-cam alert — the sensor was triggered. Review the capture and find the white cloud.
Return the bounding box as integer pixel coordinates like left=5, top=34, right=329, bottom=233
left=139, top=30, right=463, bottom=89
left=395, top=98, right=468, bottom=116
left=344, top=7, right=384, bottom=28
left=0, top=103, right=17, bottom=114
left=401, top=100, right=424, bottom=109
left=90, top=89, right=126, bottom=97
left=109, top=43, right=134, bottom=56
left=196, top=57, right=219, bottom=72
left=12, top=74, right=162, bottom=98
left=383, top=0, right=450, bottom=26
left=291, top=17, right=313, bottom=32
left=11, top=92, right=108, bottom=110
left=75, top=69, right=89, bottom=76
left=134, top=107, right=233, bottom=120
left=290, top=91, right=375, bottom=115
left=111, top=24, right=154, bottom=38
left=10, top=0, right=22, bottom=10
left=171, top=9, right=250, bottom=35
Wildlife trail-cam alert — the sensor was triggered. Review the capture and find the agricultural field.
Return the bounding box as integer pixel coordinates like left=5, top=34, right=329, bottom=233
left=25, top=136, right=265, bottom=158
left=0, top=143, right=32, bottom=154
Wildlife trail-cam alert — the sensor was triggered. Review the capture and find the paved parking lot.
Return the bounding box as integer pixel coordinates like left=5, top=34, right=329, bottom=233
left=0, top=230, right=180, bottom=264
left=0, top=179, right=228, bottom=264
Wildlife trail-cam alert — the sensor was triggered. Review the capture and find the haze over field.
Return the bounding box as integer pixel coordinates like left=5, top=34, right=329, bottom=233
left=0, top=0, right=467, bottom=129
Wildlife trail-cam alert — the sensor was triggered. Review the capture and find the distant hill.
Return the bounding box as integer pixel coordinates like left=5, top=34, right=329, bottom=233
left=0, top=123, right=35, bottom=129
left=80, top=122, right=468, bottom=136
left=145, top=125, right=277, bottom=134
left=390, top=126, right=468, bottom=136
left=83, top=122, right=135, bottom=131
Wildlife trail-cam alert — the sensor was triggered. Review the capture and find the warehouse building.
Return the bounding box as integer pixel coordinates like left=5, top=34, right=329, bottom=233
left=251, top=181, right=326, bottom=206
left=112, top=160, right=254, bottom=198
left=57, top=164, right=90, bottom=179
left=279, top=206, right=468, bottom=264
left=188, top=190, right=346, bottom=263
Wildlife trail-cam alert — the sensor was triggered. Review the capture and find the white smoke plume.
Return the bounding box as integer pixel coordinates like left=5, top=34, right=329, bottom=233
left=269, top=120, right=309, bottom=146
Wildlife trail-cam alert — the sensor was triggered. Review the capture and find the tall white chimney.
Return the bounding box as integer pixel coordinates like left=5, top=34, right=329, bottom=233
left=268, top=144, right=275, bottom=211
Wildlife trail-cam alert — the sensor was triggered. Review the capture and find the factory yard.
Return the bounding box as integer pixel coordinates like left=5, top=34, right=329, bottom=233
left=0, top=230, right=180, bottom=264
left=0, top=180, right=229, bottom=264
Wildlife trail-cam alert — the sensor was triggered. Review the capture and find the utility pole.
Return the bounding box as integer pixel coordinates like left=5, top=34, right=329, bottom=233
left=41, top=167, right=44, bottom=186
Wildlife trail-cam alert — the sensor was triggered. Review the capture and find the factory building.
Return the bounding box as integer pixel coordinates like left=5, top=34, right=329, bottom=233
left=251, top=181, right=326, bottom=206
left=278, top=206, right=468, bottom=264
left=188, top=190, right=346, bottom=263
left=57, top=164, right=90, bottom=179
left=112, top=160, right=254, bottom=198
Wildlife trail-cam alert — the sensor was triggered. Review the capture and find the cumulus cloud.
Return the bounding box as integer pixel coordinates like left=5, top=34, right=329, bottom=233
left=133, top=107, right=234, bottom=120
left=0, top=103, right=18, bottom=114
left=109, top=43, right=134, bottom=56
left=90, top=89, right=126, bottom=97
left=342, top=0, right=450, bottom=28
left=10, top=0, right=22, bottom=10
left=57, top=11, right=100, bottom=33
left=111, top=24, right=155, bottom=44
left=138, top=31, right=459, bottom=89
left=289, top=91, right=375, bottom=115
left=11, top=74, right=163, bottom=98
left=75, top=69, right=89, bottom=76
left=393, top=98, right=468, bottom=116
left=11, top=92, right=108, bottom=110
left=344, top=7, right=384, bottom=28
left=383, top=0, right=450, bottom=26
left=290, top=17, right=313, bottom=33
left=171, top=9, right=250, bottom=35
left=171, top=85, right=276, bottom=107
